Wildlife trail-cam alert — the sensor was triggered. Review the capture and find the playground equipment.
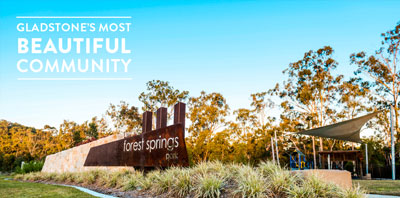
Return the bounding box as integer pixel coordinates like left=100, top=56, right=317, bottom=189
left=296, top=111, right=387, bottom=179
left=289, top=149, right=313, bottom=170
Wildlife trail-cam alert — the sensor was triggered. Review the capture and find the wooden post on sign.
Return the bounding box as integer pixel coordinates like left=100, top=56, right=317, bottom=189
left=174, top=102, right=186, bottom=136
left=156, top=107, right=167, bottom=129
left=142, top=111, right=153, bottom=133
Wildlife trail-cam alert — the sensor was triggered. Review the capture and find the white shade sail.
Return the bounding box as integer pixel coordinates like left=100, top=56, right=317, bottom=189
left=297, top=111, right=382, bottom=143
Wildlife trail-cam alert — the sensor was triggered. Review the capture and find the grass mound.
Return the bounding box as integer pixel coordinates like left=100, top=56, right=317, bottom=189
left=15, top=161, right=365, bottom=198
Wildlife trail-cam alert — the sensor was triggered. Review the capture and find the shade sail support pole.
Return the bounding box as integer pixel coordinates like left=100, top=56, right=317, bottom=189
left=274, top=130, right=280, bottom=166
left=271, top=137, right=275, bottom=163
left=390, top=105, right=396, bottom=180
left=365, top=143, right=368, bottom=175
left=328, top=154, right=331, bottom=170
left=312, top=136, right=316, bottom=169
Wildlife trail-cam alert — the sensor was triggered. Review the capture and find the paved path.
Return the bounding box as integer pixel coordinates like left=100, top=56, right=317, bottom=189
left=367, top=194, right=400, bottom=198
left=58, top=184, right=117, bottom=198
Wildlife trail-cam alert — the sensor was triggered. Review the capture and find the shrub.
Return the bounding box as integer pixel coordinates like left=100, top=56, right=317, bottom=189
left=15, top=160, right=44, bottom=174
left=344, top=161, right=354, bottom=173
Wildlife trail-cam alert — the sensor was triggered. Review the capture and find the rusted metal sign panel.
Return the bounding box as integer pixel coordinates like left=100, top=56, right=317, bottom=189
left=84, top=102, right=189, bottom=168
left=84, top=124, right=189, bottom=167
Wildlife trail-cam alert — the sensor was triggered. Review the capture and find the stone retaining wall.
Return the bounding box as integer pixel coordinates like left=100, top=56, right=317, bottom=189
left=292, top=169, right=352, bottom=189
left=42, top=134, right=134, bottom=173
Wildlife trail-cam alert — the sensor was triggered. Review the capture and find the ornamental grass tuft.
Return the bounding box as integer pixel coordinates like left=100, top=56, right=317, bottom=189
left=13, top=161, right=366, bottom=198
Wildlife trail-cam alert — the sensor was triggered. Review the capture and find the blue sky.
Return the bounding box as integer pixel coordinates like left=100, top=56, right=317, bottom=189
left=0, top=0, right=399, bottom=129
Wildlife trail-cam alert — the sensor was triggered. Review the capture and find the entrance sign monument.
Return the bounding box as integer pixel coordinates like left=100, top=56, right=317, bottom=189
left=84, top=102, right=189, bottom=168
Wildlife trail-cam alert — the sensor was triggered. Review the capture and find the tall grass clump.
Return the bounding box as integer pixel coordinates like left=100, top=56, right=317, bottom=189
left=287, top=174, right=366, bottom=198
left=114, top=170, right=137, bottom=189
left=138, top=170, right=161, bottom=190
left=257, top=161, right=283, bottom=176
left=258, top=161, right=299, bottom=197
left=152, top=167, right=179, bottom=194
left=70, top=172, right=84, bottom=184
left=192, top=161, right=230, bottom=179
left=22, top=171, right=45, bottom=181
left=83, top=169, right=102, bottom=185
left=169, top=169, right=193, bottom=198
left=287, top=183, right=316, bottom=198
left=38, top=172, right=58, bottom=181
left=121, top=170, right=144, bottom=191
left=103, top=170, right=132, bottom=188
left=193, top=174, right=225, bottom=198
left=303, top=174, right=339, bottom=197
left=55, top=172, right=74, bottom=182
left=96, top=170, right=131, bottom=188
left=339, top=185, right=366, bottom=198
left=234, top=165, right=269, bottom=198
left=13, top=174, right=24, bottom=180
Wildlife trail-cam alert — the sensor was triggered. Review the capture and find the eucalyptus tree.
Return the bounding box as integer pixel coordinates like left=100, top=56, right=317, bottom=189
left=95, top=116, right=112, bottom=138
left=350, top=22, right=400, bottom=141
left=139, top=80, right=189, bottom=118
left=187, top=91, right=229, bottom=162
left=274, top=46, right=343, bottom=163
left=107, top=101, right=142, bottom=135
left=250, top=92, right=276, bottom=132
left=232, top=108, right=258, bottom=163
left=58, top=120, right=76, bottom=149
left=250, top=92, right=277, bottom=162
left=336, top=77, right=372, bottom=149
left=337, top=78, right=372, bottom=120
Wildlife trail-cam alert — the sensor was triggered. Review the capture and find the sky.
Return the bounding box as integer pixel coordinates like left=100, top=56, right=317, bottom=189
left=0, top=0, right=399, bottom=130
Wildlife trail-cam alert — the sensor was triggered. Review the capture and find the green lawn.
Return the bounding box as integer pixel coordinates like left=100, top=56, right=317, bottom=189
left=0, top=175, right=96, bottom=198
left=353, top=179, right=400, bottom=196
